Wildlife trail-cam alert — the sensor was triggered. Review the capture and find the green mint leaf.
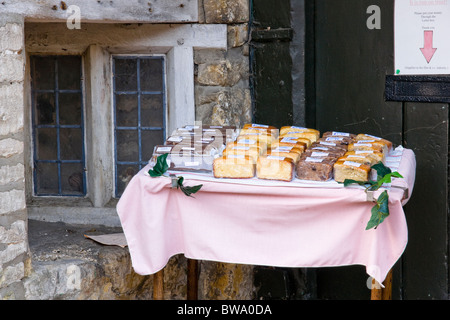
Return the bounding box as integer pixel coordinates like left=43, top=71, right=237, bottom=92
left=148, top=153, right=169, bottom=177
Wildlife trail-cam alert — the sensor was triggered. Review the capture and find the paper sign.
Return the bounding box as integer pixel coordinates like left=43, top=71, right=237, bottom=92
left=395, top=0, right=450, bottom=75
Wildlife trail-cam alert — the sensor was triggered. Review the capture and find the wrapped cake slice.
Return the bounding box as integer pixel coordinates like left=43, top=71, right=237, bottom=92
left=355, top=134, right=393, bottom=153
left=256, top=155, right=295, bottom=182
left=280, top=126, right=320, bottom=138
left=213, top=155, right=256, bottom=179
left=333, top=160, right=371, bottom=183
left=266, top=146, right=303, bottom=164
left=222, top=143, right=263, bottom=162
left=296, top=157, right=337, bottom=181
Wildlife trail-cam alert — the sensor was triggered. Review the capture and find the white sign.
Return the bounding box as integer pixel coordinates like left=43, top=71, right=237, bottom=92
left=395, top=0, right=450, bottom=75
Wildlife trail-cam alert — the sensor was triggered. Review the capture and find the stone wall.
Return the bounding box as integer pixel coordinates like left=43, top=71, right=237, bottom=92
left=193, top=0, right=254, bottom=300
left=195, top=0, right=252, bottom=128
left=0, top=14, right=30, bottom=299
left=0, top=0, right=254, bottom=300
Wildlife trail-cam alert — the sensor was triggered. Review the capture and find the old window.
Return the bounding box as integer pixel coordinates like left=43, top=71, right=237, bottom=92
left=113, top=56, right=166, bottom=197
left=30, top=55, right=86, bottom=197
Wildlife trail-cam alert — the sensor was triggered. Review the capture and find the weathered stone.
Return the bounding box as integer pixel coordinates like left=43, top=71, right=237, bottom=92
left=0, top=139, right=23, bottom=159
left=197, top=58, right=247, bottom=87
left=0, top=190, right=26, bottom=215
left=0, top=262, right=24, bottom=288
left=203, top=0, right=249, bottom=24
left=0, top=220, right=26, bottom=244
left=0, top=83, right=24, bottom=136
left=0, top=242, right=27, bottom=266
left=0, top=54, right=24, bottom=83
left=199, top=261, right=254, bottom=299
left=227, top=23, right=248, bottom=48
left=196, top=87, right=251, bottom=127
left=0, top=164, right=24, bottom=186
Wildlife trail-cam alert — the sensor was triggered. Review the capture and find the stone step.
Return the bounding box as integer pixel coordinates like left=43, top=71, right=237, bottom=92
left=24, top=219, right=153, bottom=300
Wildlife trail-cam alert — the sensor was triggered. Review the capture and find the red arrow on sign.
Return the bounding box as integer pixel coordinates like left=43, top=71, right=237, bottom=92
left=420, top=30, right=437, bottom=64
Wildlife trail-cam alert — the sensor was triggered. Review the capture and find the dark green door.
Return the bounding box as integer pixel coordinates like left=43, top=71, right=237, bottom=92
left=307, top=0, right=449, bottom=299
left=251, top=0, right=449, bottom=299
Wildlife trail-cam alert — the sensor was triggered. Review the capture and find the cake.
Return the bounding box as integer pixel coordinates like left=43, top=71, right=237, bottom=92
left=344, top=150, right=385, bottom=165
left=256, top=155, right=294, bottom=182
left=266, top=146, right=303, bottom=163
left=296, top=157, right=336, bottom=181
left=280, top=130, right=319, bottom=144
left=213, top=155, right=256, bottom=179
left=222, top=143, right=263, bottom=162
left=322, top=131, right=357, bottom=139
left=348, top=140, right=387, bottom=154
left=333, top=160, right=371, bottom=183
left=280, top=126, right=320, bottom=138
left=355, top=134, right=393, bottom=152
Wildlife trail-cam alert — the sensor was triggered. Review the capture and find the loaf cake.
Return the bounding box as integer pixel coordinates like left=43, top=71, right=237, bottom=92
left=296, top=157, right=336, bottom=181
left=222, top=143, right=263, bottom=162
left=322, top=131, right=357, bottom=139
left=344, top=150, right=385, bottom=165
left=333, top=160, right=371, bottom=183
left=256, top=155, right=294, bottom=182
left=348, top=140, right=387, bottom=154
left=266, top=146, right=303, bottom=163
left=232, top=137, right=268, bottom=153
left=308, top=145, right=347, bottom=157
left=355, top=134, right=392, bottom=153
left=278, top=136, right=312, bottom=148
left=271, top=138, right=307, bottom=152
left=280, top=130, right=320, bottom=144
left=213, top=155, right=256, bottom=179
left=280, top=126, right=320, bottom=138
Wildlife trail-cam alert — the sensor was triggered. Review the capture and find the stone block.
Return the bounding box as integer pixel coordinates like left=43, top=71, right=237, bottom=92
left=0, top=83, right=24, bottom=136
left=0, top=23, right=23, bottom=52
left=0, top=189, right=26, bottom=215
left=0, top=138, right=23, bottom=159
left=227, top=23, right=248, bottom=48
left=0, top=262, right=24, bottom=288
left=0, top=54, right=24, bottom=83
left=203, top=0, right=249, bottom=24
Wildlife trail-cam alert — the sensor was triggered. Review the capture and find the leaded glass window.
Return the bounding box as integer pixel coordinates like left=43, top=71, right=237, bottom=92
left=113, top=56, right=166, bottom=197
left=30, top=56, right=86, bottom=196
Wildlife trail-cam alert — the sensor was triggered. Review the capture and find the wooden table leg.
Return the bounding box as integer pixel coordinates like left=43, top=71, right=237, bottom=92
left=187, top=259, right=198, bottom=300
left=153, top=269, right=164, bottom=300
left=371, top=269, right=393, bottom=300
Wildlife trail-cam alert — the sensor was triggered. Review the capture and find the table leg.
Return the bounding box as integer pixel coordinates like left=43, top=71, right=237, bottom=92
left=370, top=269, right=393, bottom=300
left=153, top=269, right=164, bottom=300
left=187, top=259, right=199, bottom=300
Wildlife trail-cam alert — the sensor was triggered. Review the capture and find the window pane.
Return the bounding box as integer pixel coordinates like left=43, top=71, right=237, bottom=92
left=34, top=92, right=56, bottom=125
left=115, top=94, right=138, bottom=127
left=141, top=130, right=164, bottom=161
left=32, top=57, right=55, bottom=90
left=61, top=163, right=85, bottom=195
left=58, top=56, right=81, bottom=90
left=60, top=128, right=83, bottom=160
left=59, top=93, right=82, bottom=125
left=116, top=130, right=139, bottom=162
left=31, top=55, right=86, bottom=197
left=116, top=164, right=139, bottom=197
left=141, top=94, right=164, bottom=127
left=35, top=162, right=59, bottom=195
left=36, top=128, right=57, bottom=160
left=114, top=59, right=137, bottom=92
left=140, top=58, right=163, bottom=92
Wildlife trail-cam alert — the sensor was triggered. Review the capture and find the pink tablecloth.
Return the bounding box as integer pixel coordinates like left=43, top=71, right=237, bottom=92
left=116, top=148, right=416, bottom=285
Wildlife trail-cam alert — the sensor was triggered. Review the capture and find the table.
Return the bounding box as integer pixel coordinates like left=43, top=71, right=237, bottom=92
left=116, top=147, right=416, bottom=300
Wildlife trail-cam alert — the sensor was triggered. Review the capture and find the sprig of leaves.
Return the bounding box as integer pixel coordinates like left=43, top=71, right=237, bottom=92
left=148, top=153, right=203, bottom=197
left=343, top=162, right=403, bottom=230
